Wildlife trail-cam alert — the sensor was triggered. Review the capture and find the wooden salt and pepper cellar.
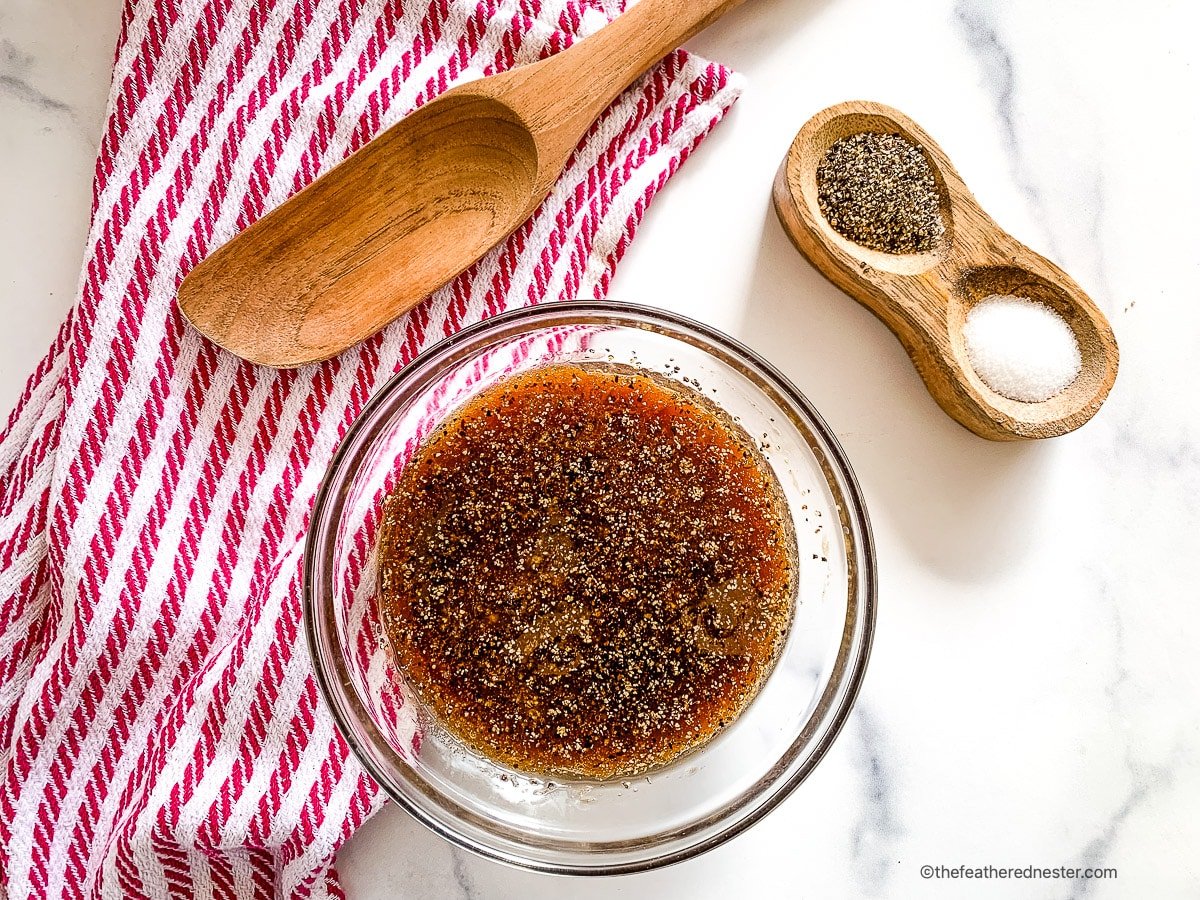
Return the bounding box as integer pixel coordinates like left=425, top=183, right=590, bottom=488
left=774, top=100, right=1119, bottom=441
left=178, top=0, right=750, bottom=368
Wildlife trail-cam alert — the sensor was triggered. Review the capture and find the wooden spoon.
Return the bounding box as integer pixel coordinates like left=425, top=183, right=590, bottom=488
left=178, top=0, right=746, bottom=368
left=773, top=100, right=1119, bottom=441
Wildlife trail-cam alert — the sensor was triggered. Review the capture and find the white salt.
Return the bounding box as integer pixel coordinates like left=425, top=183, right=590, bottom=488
left=962, top=294, right=1082, bottom=403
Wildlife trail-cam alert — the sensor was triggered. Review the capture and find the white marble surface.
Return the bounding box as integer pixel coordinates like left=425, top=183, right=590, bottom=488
left=3, top=0, right=1199, bottom=897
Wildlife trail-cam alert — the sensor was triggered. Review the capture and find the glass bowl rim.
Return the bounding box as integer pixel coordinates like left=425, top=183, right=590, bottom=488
left=303, top=300, right=877, bottom=875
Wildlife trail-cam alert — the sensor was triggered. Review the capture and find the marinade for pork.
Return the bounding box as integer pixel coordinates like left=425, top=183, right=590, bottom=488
left=378, top=363, right=795, bottom=779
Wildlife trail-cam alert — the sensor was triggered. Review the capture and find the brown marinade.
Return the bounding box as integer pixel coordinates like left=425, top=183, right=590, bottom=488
left=378, top=363, right=795, bottom=779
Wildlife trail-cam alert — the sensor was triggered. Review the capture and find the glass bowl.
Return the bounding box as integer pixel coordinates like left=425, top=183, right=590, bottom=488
left=303, top=302, right=876, bottom=874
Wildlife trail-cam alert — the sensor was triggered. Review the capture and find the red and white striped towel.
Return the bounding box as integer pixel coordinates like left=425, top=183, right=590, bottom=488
left=0, top=1, right=740, bottom=897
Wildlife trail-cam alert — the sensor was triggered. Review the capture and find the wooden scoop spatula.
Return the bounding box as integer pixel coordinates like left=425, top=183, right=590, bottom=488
left=178, top=0, right=746, bottom=368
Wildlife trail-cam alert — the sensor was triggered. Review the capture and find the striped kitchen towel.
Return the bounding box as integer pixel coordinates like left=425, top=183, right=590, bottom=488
left=0, top=1, right=741, bottom=897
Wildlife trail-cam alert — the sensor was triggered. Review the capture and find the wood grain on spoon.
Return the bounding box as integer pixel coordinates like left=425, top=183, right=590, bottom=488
left=179, top=0, right=747, bottom=368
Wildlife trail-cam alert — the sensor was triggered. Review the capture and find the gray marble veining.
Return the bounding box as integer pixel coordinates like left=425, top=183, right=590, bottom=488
left=954, top=0, right=1121, bottom=303
left=448, top=847, right=481, bottom=900
left=847, top=706, right=904, bottom=897
left=1, top=39, right=73, bottom=115
left=952, top=2, right=1042, bottom=214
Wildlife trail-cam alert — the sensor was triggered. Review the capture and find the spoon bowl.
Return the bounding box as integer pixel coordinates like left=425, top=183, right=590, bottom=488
left=181, top=96, right=541, bottom=366
left=773, top=100, right=1119, bottom=441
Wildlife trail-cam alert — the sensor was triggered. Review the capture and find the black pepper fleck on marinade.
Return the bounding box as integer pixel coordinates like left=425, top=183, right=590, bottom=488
left=817, top=131, right=946, bottom=254
left=378, top=363, right=796, bottom=780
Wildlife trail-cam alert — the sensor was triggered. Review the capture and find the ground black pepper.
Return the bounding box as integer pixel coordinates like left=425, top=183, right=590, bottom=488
left=817, top=131, right=945, bottom=254
left=378, top=363, right=795, bottom=780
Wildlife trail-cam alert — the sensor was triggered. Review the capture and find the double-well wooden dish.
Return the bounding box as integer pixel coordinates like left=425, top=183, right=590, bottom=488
left=774, top=100, right=1119, bottom=441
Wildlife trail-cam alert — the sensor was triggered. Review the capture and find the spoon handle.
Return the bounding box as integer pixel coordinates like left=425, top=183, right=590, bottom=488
left=501, top=0, right=747, bottom=170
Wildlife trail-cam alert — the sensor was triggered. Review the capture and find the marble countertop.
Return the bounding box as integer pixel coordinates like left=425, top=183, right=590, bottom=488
left=4, top=0, right=1198, bottom=897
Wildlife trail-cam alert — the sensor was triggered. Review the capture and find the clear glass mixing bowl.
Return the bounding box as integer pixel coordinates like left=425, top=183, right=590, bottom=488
left=303, top=302, right=876, bottom=874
